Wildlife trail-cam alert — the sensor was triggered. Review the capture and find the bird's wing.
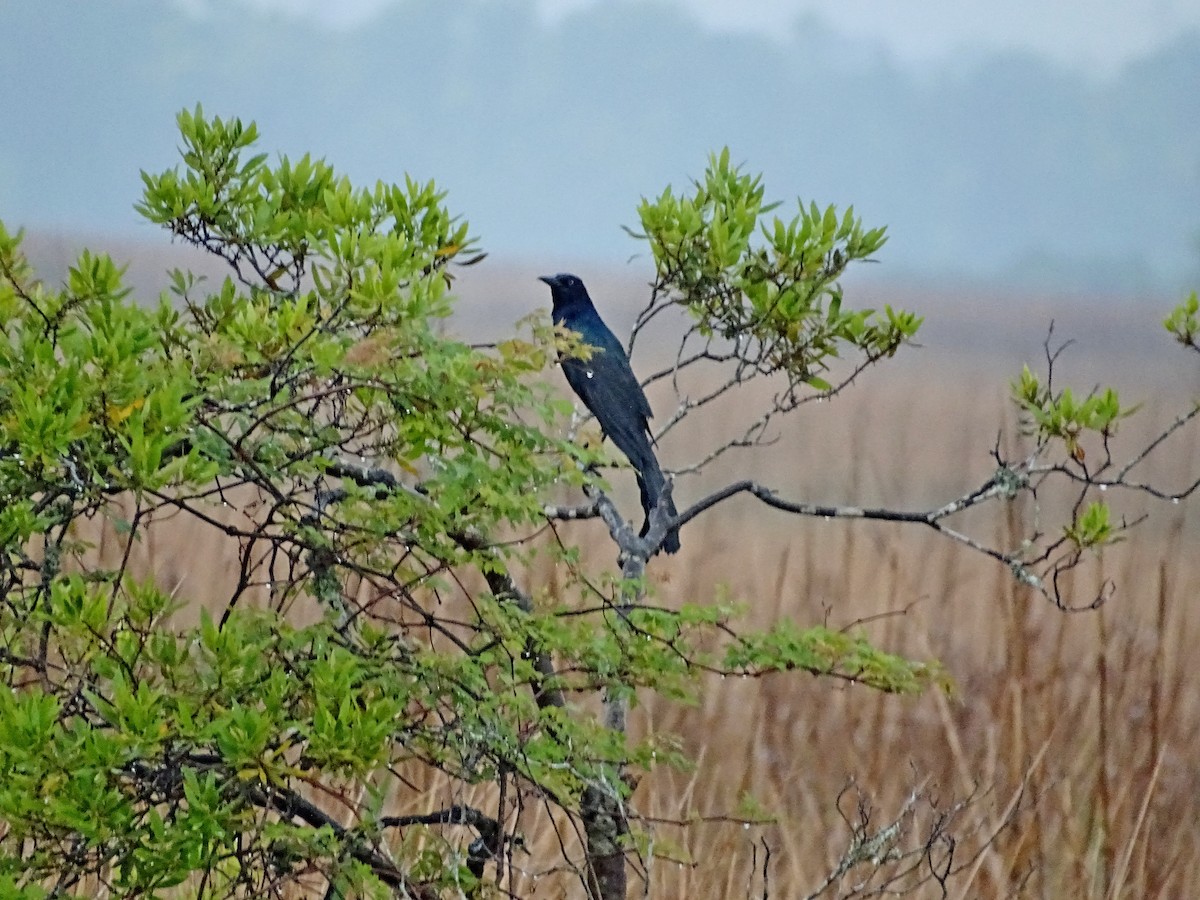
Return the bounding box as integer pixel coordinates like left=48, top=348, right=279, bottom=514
left=563, top=345, right=659, bottom=471
left=562, top=340, right=653, bottom=426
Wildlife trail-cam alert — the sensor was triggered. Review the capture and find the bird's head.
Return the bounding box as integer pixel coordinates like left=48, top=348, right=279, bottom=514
left=538, top=273, right=593, bottom=316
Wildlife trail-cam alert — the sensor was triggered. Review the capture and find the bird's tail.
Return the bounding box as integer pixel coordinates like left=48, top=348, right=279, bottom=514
left=635, top=454, right=681, bottom=555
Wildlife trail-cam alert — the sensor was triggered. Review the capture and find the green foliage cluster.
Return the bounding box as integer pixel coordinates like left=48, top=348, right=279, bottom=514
left=635, top=148, right=921, bottom=392
left=725, top=622, right=950, bottom=695
left=1012, top=365, right=1127, bottom=460
left=1010, top=364, right=1138, bottom=552
left=1165, top=290, right=1200, bottom=348
left=0, top=109, right=945, bottom=896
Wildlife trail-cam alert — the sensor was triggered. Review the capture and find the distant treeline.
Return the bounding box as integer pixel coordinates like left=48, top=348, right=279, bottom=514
left=2, top=0, right=1198, bottom=291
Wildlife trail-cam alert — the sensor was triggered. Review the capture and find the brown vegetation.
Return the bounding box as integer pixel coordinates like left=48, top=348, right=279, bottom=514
left=545, top=351, right=1197, bottom=899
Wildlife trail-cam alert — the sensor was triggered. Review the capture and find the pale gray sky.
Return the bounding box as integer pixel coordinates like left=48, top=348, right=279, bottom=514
left=236, top=0, right=1200, bottom=74
left=672, top=0, right=1200, bottom=72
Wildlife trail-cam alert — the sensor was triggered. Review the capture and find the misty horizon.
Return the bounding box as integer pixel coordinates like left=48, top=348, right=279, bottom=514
left=3, top=0, right=1198, bottom=295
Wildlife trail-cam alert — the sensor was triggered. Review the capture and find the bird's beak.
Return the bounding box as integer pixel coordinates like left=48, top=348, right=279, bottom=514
left=538, top=274, right=557, bottom=288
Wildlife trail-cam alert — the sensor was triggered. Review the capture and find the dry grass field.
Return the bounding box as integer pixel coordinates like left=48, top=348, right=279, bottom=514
left=480, top=368, right=1199, bottom=900
left=27, top=234, right=1200, bottom=897
left=626, top=394, right=1200, bottom=900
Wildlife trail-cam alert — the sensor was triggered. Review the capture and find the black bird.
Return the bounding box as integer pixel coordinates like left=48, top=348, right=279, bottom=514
left=539, top=273, right=680, bottom=554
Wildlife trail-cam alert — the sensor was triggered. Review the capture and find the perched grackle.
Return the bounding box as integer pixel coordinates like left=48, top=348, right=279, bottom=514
left=539, top=273, right=680, bottom=554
